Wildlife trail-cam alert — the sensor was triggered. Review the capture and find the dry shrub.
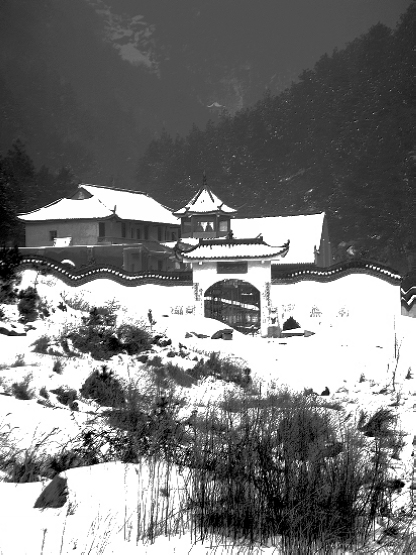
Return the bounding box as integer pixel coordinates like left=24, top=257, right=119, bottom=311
left=11, top=374, right=34, bottom=400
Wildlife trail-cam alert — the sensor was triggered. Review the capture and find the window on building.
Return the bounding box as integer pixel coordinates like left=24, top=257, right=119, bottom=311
left=197, top=220, right=215, bottom=232
left=219, top=220, right=228, bottom=232
left=131, top=228, right=134, bottom=239
left=144, top=225, right=149, bottom=240
left=136, top=228, right=141, bottom=240
left=121, top=223, right=126, bottom=238
left=182, top=218, right=192, bottom=233
left=158, top=260, right=163, bottom=271
left=171, top=231, right=177, bottom=241
left=49, top=230, right=57, bottom=242
left=157, top=226, right=162, bottom=241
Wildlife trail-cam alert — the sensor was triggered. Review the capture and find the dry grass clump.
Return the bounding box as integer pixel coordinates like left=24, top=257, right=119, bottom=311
left=52, top=357, right=64, bottom=374
left=177, top=390, right=404, bottom=552
left=188, top=352, right=252, bottom=388
left=50, top=386, right=78, bottom=408
left=59, top=292, right=91, bottom=312
left=150, top=360, right=197, bottom=389
left=10, top=353, right=26, bottom=367
left=0, top=423, right=62, bottom=482
left=31, top=334, right=51, bottom=354
left=359, top=407, right=397, bottom=438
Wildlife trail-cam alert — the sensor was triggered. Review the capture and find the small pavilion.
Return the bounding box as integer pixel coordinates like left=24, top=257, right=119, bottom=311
left=173, top=173, right=237, bottom=239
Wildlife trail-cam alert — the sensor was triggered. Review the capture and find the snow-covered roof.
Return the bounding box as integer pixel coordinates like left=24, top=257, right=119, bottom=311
left=17, top=196, right=112, bottom=222
left=230, top=213, right=326, bottom=264
left=80, top=185, right=179, bottom=224
left=18, top=184, right=180, bottom=225
left=174, top=185, right=236, bottom=216
left=180, top=236, right=289, bottom=261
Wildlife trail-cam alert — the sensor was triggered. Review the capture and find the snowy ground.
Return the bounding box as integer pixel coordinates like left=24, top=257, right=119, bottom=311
left=0, top=271, right=415, bottom=554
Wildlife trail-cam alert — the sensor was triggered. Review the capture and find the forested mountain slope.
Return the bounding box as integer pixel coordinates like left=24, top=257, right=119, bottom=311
left=137, top=6, right=415, bottom=272
left=0, top=0, right=175, bottom=186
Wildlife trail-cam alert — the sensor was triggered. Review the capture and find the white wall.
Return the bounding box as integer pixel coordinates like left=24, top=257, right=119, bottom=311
left=271, top=274, right=401, bottom=349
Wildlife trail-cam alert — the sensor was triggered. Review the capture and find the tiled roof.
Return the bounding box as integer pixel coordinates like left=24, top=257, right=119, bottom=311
left=230, top=213, right=325, bottom=264
left=174, top=185, right=236, bottom=215
left=18, top=184, right=180, bottom=225
left=180, top=236, right=289, bottom=261
left=17, top=197, right=112, bottom=221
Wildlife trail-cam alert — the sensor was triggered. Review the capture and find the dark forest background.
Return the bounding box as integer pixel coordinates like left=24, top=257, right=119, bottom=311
left=0, top=1, right=415, bottom=273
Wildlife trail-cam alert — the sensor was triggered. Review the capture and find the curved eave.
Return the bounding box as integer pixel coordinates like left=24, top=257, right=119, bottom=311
left=17, top=215, right=115, bottom=223
left=184, top=255, right=284, bottom=262
left=182, top=251, right=287, bottom=262
left=173, top=208, right=237, bottom=217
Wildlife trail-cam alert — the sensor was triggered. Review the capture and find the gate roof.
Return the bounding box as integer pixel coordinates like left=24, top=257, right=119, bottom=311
left=179, top=236, right=289, bottom=261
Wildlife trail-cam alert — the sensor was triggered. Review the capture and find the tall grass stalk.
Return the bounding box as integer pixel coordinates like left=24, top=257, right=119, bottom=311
left=176, top=391, right=397, bottom=553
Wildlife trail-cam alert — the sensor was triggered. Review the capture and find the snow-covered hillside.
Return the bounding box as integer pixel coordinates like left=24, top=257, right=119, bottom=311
left=0, top=270, right=415, bottom=554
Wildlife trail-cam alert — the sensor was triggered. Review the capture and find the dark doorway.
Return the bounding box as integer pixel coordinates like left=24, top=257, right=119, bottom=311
left=204, top=280, right=260, bottom=334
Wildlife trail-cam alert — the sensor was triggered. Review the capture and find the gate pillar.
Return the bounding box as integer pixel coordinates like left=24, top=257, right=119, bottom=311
left=260, top=281, right=271, bottom=337
left=193, top=282, right=204, bottom=317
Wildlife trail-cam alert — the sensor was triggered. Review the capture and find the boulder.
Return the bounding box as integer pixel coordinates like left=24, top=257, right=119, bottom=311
left=280, top=328, right=305, bottom=338
left=211, top=328, right=233, bottom=339
left=34, top=475, right=68, bottom=508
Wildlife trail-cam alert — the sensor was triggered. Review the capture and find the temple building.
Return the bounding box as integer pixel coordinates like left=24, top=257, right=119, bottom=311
left=17, top=184, right=181, bottom=271
left=18, top=184, right=180, bottom=247
left=18, top=175, right=332, bottom=284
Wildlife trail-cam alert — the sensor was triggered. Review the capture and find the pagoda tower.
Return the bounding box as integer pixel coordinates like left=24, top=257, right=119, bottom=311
left=173, top=174, right=237, bottom=239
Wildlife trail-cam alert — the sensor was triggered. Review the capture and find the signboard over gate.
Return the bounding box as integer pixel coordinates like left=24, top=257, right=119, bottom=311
left=217, top=261, right=248, bottom=274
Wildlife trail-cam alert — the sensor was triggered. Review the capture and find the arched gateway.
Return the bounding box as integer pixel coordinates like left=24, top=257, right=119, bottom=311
left=178, top=235, right=289, bottom=336
left=205, top=279, right=260, bottom=334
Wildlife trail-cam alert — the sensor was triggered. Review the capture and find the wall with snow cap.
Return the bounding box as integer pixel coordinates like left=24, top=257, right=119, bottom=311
left=19, top=259, right=402, bottom=353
